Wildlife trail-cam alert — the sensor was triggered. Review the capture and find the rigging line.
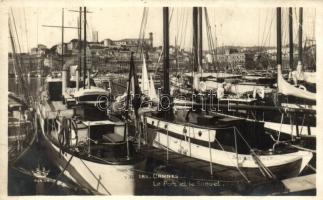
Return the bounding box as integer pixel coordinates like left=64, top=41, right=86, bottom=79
left=79, top=158, right=112, bottom=195
left=211, top=129, right=250, bottom=183
left=17, top=8, right=26, bottom=53
left=175, top=8, right=179, bottom=41
left=259, top=9, right=269, bottom=50
left=204, top=8, right=216, bottom=67
left=23, top=8, right=29, bottom=53
left=179, top=8, right=186, bottom=49
left=204, top=9, right=213, bottom=65
left=180, top=8, right=186, bottom=47
left=10, top=9, right=23, bottom=54
left=169, top=7, right=174, bottom=24
left=136, top=7, right=148, bottom=55
left=178, top=8, right=187, bottom=50
left=37, top=9, right=39, bottom=47
left=9, top=19, right=29, bottom=102
left=10, top=11, right=29, bottom=79
left=257, top=10, right=261, bottom=51
left=177, top=8, right=184, bottom=50
left=140, top=8, right=149, bottom=56
left=262, top=10, right=274, bottom=49
left=293, top=8, right=298, bottom=44
left=284, top=8, right=290, bottom=47
left=179, top=8, right=188, bottom=49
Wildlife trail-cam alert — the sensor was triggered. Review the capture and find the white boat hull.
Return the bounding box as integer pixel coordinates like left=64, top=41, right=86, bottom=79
left=37, top=107, right=147, bottom=195
left=145, top=116, right=313, bottom=181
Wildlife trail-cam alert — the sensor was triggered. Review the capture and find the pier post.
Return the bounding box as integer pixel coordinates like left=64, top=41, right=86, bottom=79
left=166, top=124, right=169, bottom=161
left=208, top=129, right=213, bottom=175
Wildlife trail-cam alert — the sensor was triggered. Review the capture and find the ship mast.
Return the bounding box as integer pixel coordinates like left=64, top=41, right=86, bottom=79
left=198, top=7, right=203, bottom=72
left=61, top=8, right=64, bottom=70
left=276, top=7, right=282, bottom=66
left=298, top=7, right=303, bottom=63
left=163, top=7, right=170, bottom=97
left=289, top=8, right=293, bottom=70
left=83, top=7, right=87, bottom=88
left=192, top=7, right=198, bottom=73
left=160, top=7, right=173, bottom=117
left=78, top=7, right=82, bottom=90
left=192, top=7, right=199, bottom=91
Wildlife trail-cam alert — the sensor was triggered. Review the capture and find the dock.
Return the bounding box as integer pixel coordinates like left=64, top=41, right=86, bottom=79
left=280, top=174, right=316, bottom=194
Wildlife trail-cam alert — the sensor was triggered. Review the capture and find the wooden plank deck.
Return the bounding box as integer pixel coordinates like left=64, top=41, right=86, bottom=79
left=281, top=174, right=316, bottom=193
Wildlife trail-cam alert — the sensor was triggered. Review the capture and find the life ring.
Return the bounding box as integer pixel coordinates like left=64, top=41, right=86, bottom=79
left=298, top=85, right=307, bottom=91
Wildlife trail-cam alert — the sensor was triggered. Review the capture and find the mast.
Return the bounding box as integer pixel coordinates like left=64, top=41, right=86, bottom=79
left=192, top=7, right=199, bottom=91
left=198, top=7, right=203, bottom=71
left=79, top=7, right=82, bottom=82
left=83, top=6, right=87, bottom=88
left=163, top=7, right=170, bottom=96
left=192, top=7, right=198, bottom=72
left=289, top=8, right=293, bottom=70
left=276, top=7, right=282, bottom=65
left=175, top=36, right=179, bottom=74
left=160, top=7, right=173, bottom=117
left=61, top=8, right=64, bottom=69
left=214, top=25, right=217, bottom=71
left=298, top=7, right=303, bottom=63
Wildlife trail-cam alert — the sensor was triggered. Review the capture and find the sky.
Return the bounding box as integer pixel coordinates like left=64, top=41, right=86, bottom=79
left=9, top=7, right=316, bottom=53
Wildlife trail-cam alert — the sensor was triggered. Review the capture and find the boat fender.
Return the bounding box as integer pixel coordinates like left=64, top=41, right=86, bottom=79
left=199, top=81, right=207, bottom=92
left=58, top=117, right=69, bottom=153
left=70, top=119, right=78, bottom=146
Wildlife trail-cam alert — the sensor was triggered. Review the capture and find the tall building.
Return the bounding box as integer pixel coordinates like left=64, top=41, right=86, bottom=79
left=92, top=31, right=99, bottom=43
left=149, top=32, right=153, bottom=48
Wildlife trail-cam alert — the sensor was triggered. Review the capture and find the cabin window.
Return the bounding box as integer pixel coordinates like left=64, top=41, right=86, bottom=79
left=47, top=82, right=62, bottom=101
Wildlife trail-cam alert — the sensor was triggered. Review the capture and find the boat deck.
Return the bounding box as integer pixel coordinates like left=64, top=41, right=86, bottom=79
left=38, top=100, right=73, bottom=119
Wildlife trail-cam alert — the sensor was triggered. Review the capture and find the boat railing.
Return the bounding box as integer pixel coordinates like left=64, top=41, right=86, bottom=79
left=144, top=116, right=277, bottom=181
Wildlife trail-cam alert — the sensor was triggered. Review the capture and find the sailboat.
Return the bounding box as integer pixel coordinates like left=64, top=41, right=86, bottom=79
left=189, top=8, right=317, bottom=139
left=8, top=92, right=36, bottom=164
left=36, top=7, right=149, bottom=195
left=138, top=7, right=313, bottom=184
left=8, top=13, right=37, bottom=165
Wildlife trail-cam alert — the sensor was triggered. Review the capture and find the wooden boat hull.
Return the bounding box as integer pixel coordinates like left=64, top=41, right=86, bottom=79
left=37, top=106, right=150, bottom=195
left=144, top=116, right=312, bottom=183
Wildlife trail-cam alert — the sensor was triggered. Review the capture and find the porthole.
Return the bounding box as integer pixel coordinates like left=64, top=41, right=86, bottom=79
left=198, top=131, right=202, bottom=137
left=183, top=127, right=187, bottom=134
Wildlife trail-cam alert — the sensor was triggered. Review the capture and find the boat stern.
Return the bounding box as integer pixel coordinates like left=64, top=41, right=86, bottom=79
left=298, top=150, right=313, bottom=173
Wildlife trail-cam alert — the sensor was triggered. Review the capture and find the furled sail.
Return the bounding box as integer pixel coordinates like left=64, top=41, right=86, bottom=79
left=140, top=56, right=158, bottom=101
left=140, top=55, right=150, bottom=95
left=303, top=72, right=316, bottom=84
left=291, top=62, right=316, bottom=84
left=277, top=65, right=316, bottom=101
left=149, top=74, right=158, bottom=101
